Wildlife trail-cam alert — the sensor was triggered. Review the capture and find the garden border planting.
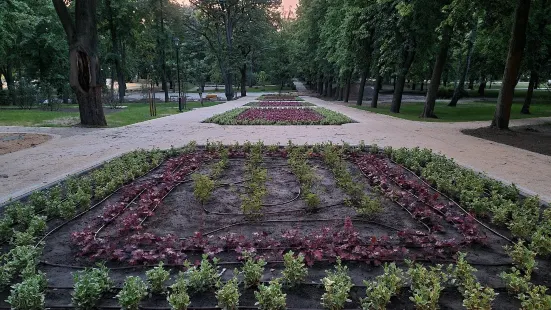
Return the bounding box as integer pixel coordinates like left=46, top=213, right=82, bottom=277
left=203, top=107, right=355, bottom=125
left=1, top=142, right=550, bottom=310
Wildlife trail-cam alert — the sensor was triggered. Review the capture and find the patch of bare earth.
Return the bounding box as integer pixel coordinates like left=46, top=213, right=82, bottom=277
left=0, top=133, right=52, bottom=155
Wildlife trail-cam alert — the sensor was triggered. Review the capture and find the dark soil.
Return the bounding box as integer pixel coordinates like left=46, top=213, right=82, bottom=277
left=463, top=123, right=551, bottom=156
left=1, top=150, right=550, bottom=309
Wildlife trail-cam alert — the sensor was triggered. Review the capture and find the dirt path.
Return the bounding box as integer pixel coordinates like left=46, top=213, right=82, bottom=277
left=1, top=85, right=550, bottom=204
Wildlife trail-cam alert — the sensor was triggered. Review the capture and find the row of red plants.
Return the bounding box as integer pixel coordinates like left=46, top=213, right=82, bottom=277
left=236, top=108, right=324, bottom=122
left=70, top=149, right=487, bottom=266
left=255, top=101, right=308, bottom=107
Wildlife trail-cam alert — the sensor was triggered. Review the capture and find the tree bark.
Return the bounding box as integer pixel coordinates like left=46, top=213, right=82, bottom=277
left=52, top=0, right=107, bottom=126
left=492, top=0, right=531, bottom=129
left=422, top=26, right=451, bottom=118
left=344, top=72, right=352, bottom=103
left=371, top=75, right=382, bottom=108
left=391, top=48, right=416, bottom=113
left=521, top=70, right=537, bottom=114
left=449, top=24, right=477, bottom=107
left=105, top=0, right=125, bottom=103
left=323, top=79, right=329, bottom=97
left=240, top=64, right=247, bottom=97
left=357, top=68, right=368, bottom=106
left=158, top=0, right=168, bottom=102
left=478, top=80, right=487, bottom=96
left=468, top=78, right=475, bottom=90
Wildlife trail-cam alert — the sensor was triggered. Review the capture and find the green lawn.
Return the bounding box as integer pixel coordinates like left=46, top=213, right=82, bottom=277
left=353, top=101, right=551, bottom=122
left=0, top=101, right=222, bottom=127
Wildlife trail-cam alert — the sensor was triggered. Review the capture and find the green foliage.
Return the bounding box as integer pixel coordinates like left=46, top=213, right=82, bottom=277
left=192, top=174, right=215, bottom=205
left=500, top=268, right=531, bottom=294
left=204, top=108, right=354, bottom=125
left=505, top=241, right=537, bottom=276
left=448, top=253, right=496, bottom=310
left=321, top=258, right=353, bottom=310
left=6, top=273, right=46, bottom=310
left=518, top=285, right=551, bottom=310
left=361, top=263, right=406, bottom=310
left=216, top=275, right=240, bottom=310
left=254, top=279, right=286, bottom=310
left=183, top=255, right=220, bottom=293
left=117, top=276, right=148, bottom=310
left=241, top=252, right=266, bottom=288
left=167, top=288, right=191, bottom=310
left=72, top=265, right=112, bottom=310
left=0, top=245, right=42, bottom=290
left=407, top=260, right=448, bottom=310
left=507, top=197, right=540, bottom=238
left=146, top=262, right=170, bottom=294
left=282, top=251, right=308, bottom=287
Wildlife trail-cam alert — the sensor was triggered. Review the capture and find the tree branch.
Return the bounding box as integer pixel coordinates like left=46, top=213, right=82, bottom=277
left=51, top=0, right=76, bottom=42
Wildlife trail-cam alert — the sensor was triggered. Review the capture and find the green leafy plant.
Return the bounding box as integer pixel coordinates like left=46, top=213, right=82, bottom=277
left=6, top=273, right=46, bottom=310
left=361, top=263, right=406, bottom=310
left=216, top=275, right=240, bottom=310
left=242, top=252, right=266, bottom=288
left=117, top=276, right=148, bottom=310
left=505, top=240, right=537, bottom=276
left=407, top=260, right=448, bottom=310
left=72, top=265, right=112, bottom=310
left=183, top=255, right=220, bottom=293
left=448, top=253, right=496, bottom=310
left=193, top=174, right=215, bottom=205
left=146, top=262, right=170, bottom=294
left=305, top=193, right=321, bottom=210
left=167, top=288, right=191, bottom=310
left=500, top=268, right=531, bottom=294
left=282, top=251, right=308, bottom=287
left=518, top=285, right=551, bottom=310
left=255, top=279, right=286, bottom=310
left=321, top=258, right=353, bottom=310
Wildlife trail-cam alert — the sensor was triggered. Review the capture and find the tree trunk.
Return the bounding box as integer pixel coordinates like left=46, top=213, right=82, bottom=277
left=521, top=70, right=537, bottom=114
left=478, top=81, right=487, bottom=97
left=422, top=26, right=451, bottom=118
left=391, top=48, right=416, bottom=113
left=4, top=64, right=15, bottom=106
left=240, top=64, right=247, bottom=97
left=492, top=0, right=531, bottom=129
left=449, top=24, right=477, bottom=107
left=105, top=0, right=125, bottom=103
left=420, top=81, right=424, bottom=91
left=468, top=78, right=475, bottom=90
left=224, top=71, right=234, bottom=100
left=411, top=82, right=416, bottom=90
left=323, top=79, right=329, bottom=97
left=52, top=0, right=107, bottom=126
left=371, top=75, right=382, bottom=108
left=344, top=72, right=352, bottom=103
left=357, top=68, right=368, bottom=105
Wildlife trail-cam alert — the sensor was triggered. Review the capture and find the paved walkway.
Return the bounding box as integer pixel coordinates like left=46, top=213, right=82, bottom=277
left=1, top=83, right=550, bottom=204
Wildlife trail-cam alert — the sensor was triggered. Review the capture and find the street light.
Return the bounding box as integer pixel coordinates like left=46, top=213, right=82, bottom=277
left=173, top=37, right=182, bottom=112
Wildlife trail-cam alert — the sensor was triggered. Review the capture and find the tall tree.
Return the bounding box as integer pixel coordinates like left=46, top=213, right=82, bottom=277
left=52, top=0, right=107, bottom=126
left=104, top=0, right=126, bottom=103
left=492, top=0, right=531, bottom=129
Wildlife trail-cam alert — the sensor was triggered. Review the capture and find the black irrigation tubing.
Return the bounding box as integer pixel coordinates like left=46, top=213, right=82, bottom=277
left=34, top=161, right=165, bottom=247
left=203, top=200, right=341, bottom=217
left=389, top=159, right=513, bottom=244
left=94, top=189, right=147, bottom=240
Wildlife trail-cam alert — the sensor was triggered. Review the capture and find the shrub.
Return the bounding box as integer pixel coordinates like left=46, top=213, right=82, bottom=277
left=407, top=260, right=448, bottom=310
left=192, top=174, right=215, bottom=205
left=255, top=279, right=286, bottom=310
left=362, top=263, right=406, bottom=310
left=117, top=276, right=148, bottom=310
left=216, top=275, right=240, bottom=310
left=183, top=255, right=220, bottom=293
left=505, top=240, right=537, bottom=276
left=72, top=265, right=112, bottom=310
left=167, top=288, right=191, bottom=310
left=6, top=274, right=46, bottom=310
left=242, top=252, right=266, bottom=288
left=146, top=262, right=170, bottom=294
left=282, top=251, right=308, bottom=287
left=321, top=258, right=353, bottom=310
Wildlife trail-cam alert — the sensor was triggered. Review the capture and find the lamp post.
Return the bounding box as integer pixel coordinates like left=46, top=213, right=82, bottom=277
left=173, top=37, right=182, bottom=112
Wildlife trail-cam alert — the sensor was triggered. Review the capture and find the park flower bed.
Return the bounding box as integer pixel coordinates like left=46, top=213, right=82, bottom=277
left=257, top=94, right=303, bottom=101
left=1, top=141, right=550, bottom=309
left=245, top=101, right=315, bottom=107
left=204, top=107, right=354, bottom=125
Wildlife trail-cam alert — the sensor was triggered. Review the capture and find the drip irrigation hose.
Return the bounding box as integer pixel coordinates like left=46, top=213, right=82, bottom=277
left=389, top=159, right=513, bottom=243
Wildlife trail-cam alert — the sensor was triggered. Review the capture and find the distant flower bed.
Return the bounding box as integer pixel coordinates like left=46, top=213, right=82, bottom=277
left=257, top=94, right=303, bottom=101
left=204, top=107, right=354, bottom=125
left=245, top=101, right=315, bottom=107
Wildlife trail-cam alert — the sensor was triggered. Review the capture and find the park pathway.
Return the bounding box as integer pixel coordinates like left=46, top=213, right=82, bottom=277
left=1, top=84, right=550, bottom=204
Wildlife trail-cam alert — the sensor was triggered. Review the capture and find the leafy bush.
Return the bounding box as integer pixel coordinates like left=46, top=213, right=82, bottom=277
left=505, top=241, right=537, bottom=276
left=146, top=262, right=170, bottom=294
left=362, top=263, right=406, bottom=310
left=407, top=260, right=448, bottom=310
left=242, top=252, right=266, bottom=288
left=282, top=251, right=308, bottom=287
left=255, top=279, right=286, bottom=310
left=193, top=174, right=215, bottom=205
left=167, top=288, right=191, bottom=310
left=216, top=275, right=240, bottom=310
left=117, top=276, right=148, bottom=310
left=72, top=265, right=112, bottom=310
left=448, top=253, right=496, bottom=310
left=321, top=258, right=353, bottom=310
left=6, top=273, right=46, bottom=310
left=183, top=255, right=220, bottom=293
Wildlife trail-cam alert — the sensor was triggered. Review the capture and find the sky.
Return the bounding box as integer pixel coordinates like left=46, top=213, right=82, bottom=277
left=178, top=0, right=298, bottom=13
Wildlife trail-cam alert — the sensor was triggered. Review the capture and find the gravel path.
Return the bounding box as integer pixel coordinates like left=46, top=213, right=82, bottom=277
left=1, top=83, right=550, bottom=204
